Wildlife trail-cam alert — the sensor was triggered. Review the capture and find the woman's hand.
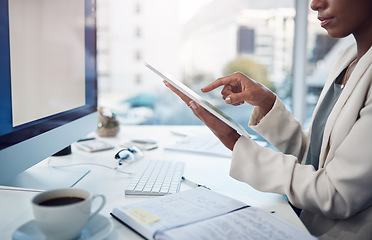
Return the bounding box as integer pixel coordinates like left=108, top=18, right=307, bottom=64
left=202, top=72, right=276, bottom=116
left=163, top=80, right=240, bottom=150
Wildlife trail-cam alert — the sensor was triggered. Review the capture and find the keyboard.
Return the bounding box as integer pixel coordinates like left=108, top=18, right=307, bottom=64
left=125, top=160, right=185, bottom=196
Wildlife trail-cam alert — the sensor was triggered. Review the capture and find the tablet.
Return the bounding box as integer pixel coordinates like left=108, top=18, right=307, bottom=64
left=145, top=62, right=251, bottom=139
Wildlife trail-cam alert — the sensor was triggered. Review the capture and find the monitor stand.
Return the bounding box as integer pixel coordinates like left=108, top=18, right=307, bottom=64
left=2, top=164, right=90, bottom=191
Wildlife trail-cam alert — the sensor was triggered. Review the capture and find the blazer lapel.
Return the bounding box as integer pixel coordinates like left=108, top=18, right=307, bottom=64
left=318, top=46, right=372, bottom=168
left=306, top=44, right=355, bottom=161
left=310, top=45, right=356, bottom=124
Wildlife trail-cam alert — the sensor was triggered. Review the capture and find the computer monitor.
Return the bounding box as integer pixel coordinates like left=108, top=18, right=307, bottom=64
left=0, top=0, right=97, bottom=189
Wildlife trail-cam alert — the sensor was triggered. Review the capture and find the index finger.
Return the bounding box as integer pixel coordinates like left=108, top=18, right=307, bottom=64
left=201, top=74, right=237, bottom=93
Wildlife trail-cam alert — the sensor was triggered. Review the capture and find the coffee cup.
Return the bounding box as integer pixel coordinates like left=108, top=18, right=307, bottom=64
left=32, top=188, right=106, bottom=240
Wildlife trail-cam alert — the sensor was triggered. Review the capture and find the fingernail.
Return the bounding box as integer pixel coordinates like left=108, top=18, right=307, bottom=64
left=189, top=101, right=197, bottom=109
left=226, top=96, right=231, bottom=103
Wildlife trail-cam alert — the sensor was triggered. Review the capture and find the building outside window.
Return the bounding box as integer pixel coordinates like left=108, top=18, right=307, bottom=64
left=96, top=0, right=350, bottom=130
left=238, top=26, right=255, bottom=55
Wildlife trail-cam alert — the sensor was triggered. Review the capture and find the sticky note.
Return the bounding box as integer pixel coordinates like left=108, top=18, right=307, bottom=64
left=123, top=207, right=161, bottom=225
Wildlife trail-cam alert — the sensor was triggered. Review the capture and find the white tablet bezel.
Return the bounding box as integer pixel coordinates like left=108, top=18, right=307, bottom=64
left=145, top=62, right=250, bottom=139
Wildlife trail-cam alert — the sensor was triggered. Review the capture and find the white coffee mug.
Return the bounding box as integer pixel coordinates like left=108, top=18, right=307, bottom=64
left=32, top=188, right=106, bottom=240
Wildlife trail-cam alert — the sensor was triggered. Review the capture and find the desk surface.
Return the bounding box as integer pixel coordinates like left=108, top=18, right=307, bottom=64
left=0, top=125, right=307, bottom=239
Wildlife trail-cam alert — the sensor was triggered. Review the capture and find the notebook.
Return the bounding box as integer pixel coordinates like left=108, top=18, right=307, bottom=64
left=111, top=188, right=316, bottom=240
left=145, top=62, right=251, bottom=139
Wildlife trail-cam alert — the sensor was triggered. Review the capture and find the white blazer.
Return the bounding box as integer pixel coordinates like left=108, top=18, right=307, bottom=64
left=230, top=44, right=372, bottom=239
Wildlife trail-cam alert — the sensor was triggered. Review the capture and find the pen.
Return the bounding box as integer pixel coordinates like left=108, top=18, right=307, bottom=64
left=77, top=137, right=96, bottom=142
left=181, top=176, right=211, bottom=190
left=131, top=139, right=157, bottom=144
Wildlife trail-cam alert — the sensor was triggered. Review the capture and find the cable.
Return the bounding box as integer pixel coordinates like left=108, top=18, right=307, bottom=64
left=0, top=159, right=136, bottom=193
left=47, top=157, right=135, bottom=176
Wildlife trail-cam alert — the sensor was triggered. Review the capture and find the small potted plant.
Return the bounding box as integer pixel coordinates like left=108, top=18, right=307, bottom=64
left=97, top=107, right=120, bottom=137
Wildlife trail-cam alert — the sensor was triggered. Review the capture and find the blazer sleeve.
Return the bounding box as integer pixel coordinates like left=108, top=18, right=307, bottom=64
left=249, top=97, right=309, bottom=162
left=230, top=97, right=313, bottom=198
left=230, top=71, right=372, bottom=219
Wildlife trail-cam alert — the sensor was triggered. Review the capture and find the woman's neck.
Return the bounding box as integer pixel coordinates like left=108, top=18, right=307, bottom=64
left=353, top=27, right=372, bottom=60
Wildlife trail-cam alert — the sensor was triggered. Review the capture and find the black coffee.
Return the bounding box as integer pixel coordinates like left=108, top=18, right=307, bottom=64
left=39, top=197, right=84, bottom=206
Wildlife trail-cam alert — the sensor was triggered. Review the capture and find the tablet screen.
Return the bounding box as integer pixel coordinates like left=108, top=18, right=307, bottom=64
left=145, top=62, right=250, bottom=139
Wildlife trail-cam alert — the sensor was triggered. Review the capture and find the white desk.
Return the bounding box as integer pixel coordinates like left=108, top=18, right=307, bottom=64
left=0, top=125, right=307, bottom=239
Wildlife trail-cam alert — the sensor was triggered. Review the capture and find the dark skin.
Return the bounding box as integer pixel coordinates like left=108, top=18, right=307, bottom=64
left=310, top=0, right=372, bottom=60
left=165, top=0, right=372, bottom=151
left=310, top=0, right=372, bottom=84
left=163, top=80, right=243, bottom=151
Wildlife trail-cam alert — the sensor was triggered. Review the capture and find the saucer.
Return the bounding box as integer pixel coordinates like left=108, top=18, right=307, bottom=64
left=12, top=214, right=113, bottom=240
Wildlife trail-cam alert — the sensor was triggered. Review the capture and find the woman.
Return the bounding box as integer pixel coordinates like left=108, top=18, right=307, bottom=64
left=165, top=0, right=372, bottom=239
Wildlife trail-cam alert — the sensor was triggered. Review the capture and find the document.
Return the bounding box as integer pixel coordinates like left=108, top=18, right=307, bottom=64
left=111, top=188, right=316, bottom=240
left=165, top=132, right=232, bottom=158
left=158, top=207, right=311, bottom=240
left=165, top=132, right=267, bottom=158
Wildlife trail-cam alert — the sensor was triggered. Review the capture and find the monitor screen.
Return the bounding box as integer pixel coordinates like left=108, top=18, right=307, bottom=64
left=0, top=0, right=97, bottom=188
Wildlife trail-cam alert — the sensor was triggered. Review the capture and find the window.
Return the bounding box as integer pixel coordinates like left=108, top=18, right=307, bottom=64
left=237, top=26, right=255, bottom=54
left=135, top=74, right=142, bottom=84
left=135, top=27, right=141, bottom=38
left=96, top=0, right=344, bottom=129
left=135, top=2, right=141, bottom=14
left=135, top=50, right=142, bottom=61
